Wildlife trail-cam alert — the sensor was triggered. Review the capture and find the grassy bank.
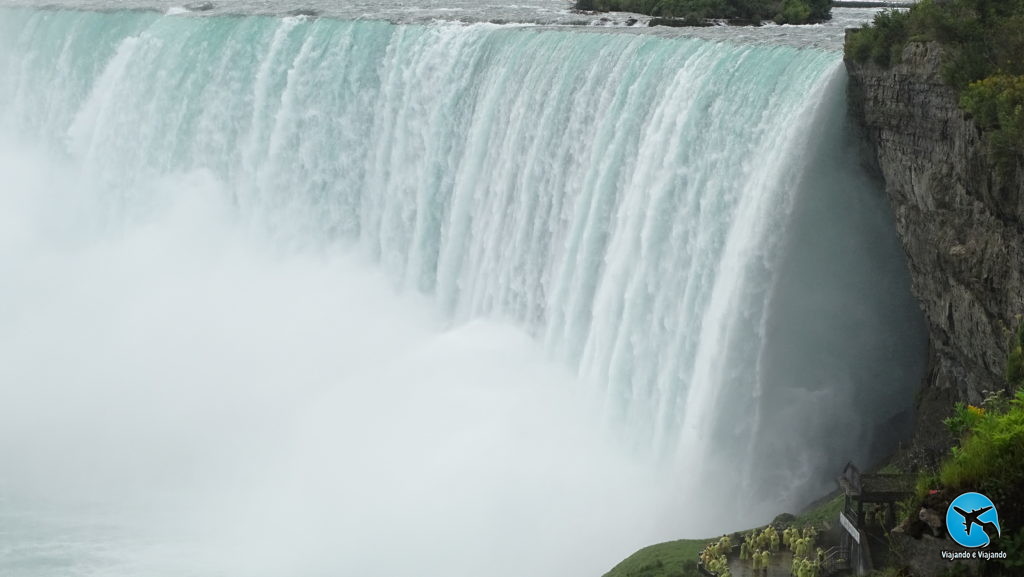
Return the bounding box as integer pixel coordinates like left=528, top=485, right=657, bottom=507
left=602, top=494, right=846, bottom=577
left=793, top=492, right=844, bottom=527
left=602, top=539, right=711, bottom=577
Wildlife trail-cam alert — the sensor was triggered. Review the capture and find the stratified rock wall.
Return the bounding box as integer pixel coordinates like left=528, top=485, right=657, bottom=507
left=845, top=39, right=1024, bottom=459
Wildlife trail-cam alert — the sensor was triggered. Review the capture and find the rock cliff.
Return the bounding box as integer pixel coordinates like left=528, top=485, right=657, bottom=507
left=844, top=38, right=1024, bottom=461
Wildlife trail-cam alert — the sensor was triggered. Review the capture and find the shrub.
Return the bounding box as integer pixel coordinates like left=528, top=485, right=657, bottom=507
left=917, top=324, right=1024, bottom=540
left=807, top=0, right=830, bottom=21
left=1001, top=529, right=1024, bottom=571
left=913, top=471, right=940, bottom=501
left=845, top=9, right=910, bottom=67
left=847, top=0, right=1024, bottom=77
left=943, top=402, right=986, bottom=439
left=939, top=389, right=1024, bottom=528
left=961, top=75, right=1024, bottom=172
left=774, top=0, right=811, bottom=25
left=847, top=1, right=1024, bottom=171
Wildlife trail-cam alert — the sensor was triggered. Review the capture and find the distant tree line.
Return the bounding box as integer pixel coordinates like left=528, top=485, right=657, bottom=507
left=575, top=0, right=832, bottom=25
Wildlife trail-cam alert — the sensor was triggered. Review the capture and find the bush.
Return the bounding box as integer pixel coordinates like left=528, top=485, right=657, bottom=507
left=1001, top=529, right=1024, bottom=571
left=939, top=389, right=1024, bottom=529
left=913, top=471, right=940, bottom=501
left=846, top=9, right=910, bottom=67
left=846, top=1, right=1024, bottom=170
left=846, top=0, right=1024, bottom=78
left=913, top=326, right=1024, bottom=546
left=961, top=75, right=1024, bottom=172
left=943, top=403, right=986, bottom=439
left=775, top=0, right=811, bottom=25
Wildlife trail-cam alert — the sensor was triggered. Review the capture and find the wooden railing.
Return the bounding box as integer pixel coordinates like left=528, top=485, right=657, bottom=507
left=821, top=545, right=850, bottom=577
left=843, top=500, right=862, bottom=526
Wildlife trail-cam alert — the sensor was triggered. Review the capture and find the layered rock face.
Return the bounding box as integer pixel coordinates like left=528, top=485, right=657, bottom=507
left=845, top=39, right=1024, bottom=459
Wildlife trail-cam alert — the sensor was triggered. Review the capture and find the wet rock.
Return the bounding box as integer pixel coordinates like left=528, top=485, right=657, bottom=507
left=846, top=38, right=1024, bottom=463
left=772, top=513, right=797, bottom=526
left=918, top=507, right=944, bottom=537
left=648, top=16, right=710, bottom=27
left=725, top=17, right=763, bottom=26
left=892, top=531, right=978, bottom=576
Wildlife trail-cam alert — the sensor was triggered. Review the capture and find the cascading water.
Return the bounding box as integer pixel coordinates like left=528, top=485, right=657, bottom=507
left=0, top=6, right=926, bottom=577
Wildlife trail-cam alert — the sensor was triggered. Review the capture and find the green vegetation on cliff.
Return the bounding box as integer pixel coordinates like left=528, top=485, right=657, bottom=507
left=940, top=392, right=1024, bottom=522
left=602, top=539, right=710, bottom=577
left=793, top=492, right=843, bottom=527
left=845, top=0, right=1024, bottom=168
left=575, top=0, right=831, bottom=25
left=936, top=390, right=1024, bottom=571
left=897, top=331, right=1024, bottom=573
left=961, top=75, right=1024, bottom=171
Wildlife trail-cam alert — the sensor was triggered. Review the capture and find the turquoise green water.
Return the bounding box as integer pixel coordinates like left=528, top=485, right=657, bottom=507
left=0, top=8, right=926, bottom=577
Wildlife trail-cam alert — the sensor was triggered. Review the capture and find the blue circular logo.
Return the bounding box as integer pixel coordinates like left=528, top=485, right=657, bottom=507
left=946, top=492, right=1001, bottom=548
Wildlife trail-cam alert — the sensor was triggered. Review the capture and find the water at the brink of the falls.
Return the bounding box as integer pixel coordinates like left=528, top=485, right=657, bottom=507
left=0, top=5, right=927, bottom=577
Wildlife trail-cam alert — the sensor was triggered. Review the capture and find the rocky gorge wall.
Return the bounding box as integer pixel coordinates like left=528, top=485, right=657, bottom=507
left=845, top=38, right=1024, bottom=461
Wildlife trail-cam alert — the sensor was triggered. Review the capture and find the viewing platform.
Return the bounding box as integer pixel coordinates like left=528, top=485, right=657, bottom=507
left=836, top=462, right=915, bottom=575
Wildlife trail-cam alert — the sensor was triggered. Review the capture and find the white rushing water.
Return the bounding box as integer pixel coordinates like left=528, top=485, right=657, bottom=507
left=0, top=7, right=925, bottom=577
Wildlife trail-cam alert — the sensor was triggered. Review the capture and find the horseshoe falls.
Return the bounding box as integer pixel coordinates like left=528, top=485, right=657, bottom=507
left=0, top=7, right=927, bottom=577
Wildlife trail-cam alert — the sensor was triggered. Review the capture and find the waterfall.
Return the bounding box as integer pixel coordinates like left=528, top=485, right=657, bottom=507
left=0, top=7, right=926, bottom=576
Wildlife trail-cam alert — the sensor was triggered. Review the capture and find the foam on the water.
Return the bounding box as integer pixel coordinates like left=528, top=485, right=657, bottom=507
left=0, top=8, right=926, bottom=577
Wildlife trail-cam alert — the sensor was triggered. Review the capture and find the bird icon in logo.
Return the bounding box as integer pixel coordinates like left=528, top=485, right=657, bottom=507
left=946, top=492, right=1001, bottom=548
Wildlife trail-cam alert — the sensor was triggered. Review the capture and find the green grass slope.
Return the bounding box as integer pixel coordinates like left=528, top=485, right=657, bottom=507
left=602, top=539, right=711, bottom=577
